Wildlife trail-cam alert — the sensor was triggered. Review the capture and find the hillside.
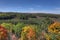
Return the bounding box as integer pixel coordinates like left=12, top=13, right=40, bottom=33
left=0, top=12, right=60, bottom=40
left=0, top=12, right=60, bottom=24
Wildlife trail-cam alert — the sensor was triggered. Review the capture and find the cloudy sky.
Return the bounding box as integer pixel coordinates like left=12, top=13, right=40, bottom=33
left=0, top=0, right=60, bottom=14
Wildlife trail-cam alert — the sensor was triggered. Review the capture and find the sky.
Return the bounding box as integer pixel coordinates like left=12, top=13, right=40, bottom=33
left=0, top=0, right=60, bottom=14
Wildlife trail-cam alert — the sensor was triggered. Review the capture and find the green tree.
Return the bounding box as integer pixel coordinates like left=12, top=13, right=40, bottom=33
left=13, top=23, right=25, bottom=38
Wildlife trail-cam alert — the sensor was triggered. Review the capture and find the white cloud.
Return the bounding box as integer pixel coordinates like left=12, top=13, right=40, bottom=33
left=20, top=10, right=53, bottom=13
left=20, top=10, right=60, bottom=14
left=28, top=8, right=34, bottom=10
left=55, top=8, right=60, bottom=10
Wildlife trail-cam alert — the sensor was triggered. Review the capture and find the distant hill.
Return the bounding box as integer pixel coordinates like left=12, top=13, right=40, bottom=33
left=0, top=12, right=60, bottom=24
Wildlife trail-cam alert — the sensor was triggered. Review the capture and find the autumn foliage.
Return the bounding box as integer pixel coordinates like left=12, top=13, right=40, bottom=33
left=0, top=17, right=60, bottom=40
left=48, top=22, right=60, bottom=34
left=21, top=25, right=36, bottom=40
left=0, top=25, right=8, bottom=40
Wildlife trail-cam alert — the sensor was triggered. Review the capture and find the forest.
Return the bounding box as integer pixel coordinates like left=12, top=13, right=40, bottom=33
left=0, top=12, right=60, bottom=40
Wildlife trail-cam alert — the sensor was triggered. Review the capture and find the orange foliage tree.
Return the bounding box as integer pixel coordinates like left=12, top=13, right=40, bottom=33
left=48, top=22, right=60, bottom=34
left=0, top=25, right=8, bottom=40
left=21, top=25, right=36, bottom=40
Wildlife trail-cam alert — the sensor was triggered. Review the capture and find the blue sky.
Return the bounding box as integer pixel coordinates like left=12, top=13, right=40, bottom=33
left=0, top=0, right=60, bottom=14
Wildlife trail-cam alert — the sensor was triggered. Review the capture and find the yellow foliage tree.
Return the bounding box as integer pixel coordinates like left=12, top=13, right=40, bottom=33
left=48, top=22, right=60, bottom=34
left=21, top=25, right=36, bottom=40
